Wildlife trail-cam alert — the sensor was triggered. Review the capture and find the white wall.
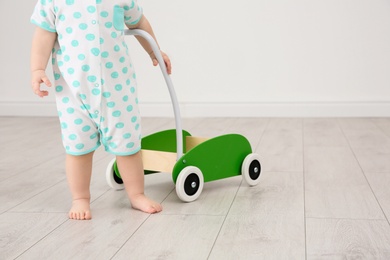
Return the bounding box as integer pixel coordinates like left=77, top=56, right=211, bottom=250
left=1, top=0, right=390, bottom=117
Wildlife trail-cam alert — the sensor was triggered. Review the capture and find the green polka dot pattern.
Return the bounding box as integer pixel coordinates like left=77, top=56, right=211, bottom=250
left=30, top=0, right=144, bottom=156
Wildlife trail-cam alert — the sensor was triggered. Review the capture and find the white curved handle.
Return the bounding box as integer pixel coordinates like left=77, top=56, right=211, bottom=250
left=125, top=29, right=183, bottom=159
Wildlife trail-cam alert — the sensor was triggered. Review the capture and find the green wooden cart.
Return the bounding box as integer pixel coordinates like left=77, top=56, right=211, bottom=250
left=106, top=30, right=262, bottom=202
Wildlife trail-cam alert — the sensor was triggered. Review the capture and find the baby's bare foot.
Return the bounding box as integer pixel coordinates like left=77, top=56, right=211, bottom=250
left=69, top=198, right=92, bottom=220
left=130, top=194, right=162, bottom=214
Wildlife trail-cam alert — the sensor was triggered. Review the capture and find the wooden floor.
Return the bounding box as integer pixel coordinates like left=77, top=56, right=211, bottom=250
left=1, top=117, right=390, bottom=259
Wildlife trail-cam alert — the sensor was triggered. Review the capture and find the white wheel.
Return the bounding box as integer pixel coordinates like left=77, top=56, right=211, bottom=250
left=106, top=158, right=125, bottom=190
left=175, top=166, right=204, bottom=202
left=242, top=153, right=262, bottom=186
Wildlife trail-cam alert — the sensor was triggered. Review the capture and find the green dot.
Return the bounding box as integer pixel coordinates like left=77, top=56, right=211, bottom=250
left=74, top=118, right=83, bottom=125
left=62, top=97, right=70, bottom=103
left=69, top=134, right=77, bottom=140
left=78, top=54, right=85, bottom=60
left=82, top=65, right=90, bottom=72
left=114, top=45, right=120, bottom=52
left=109, top=143, right=118, bottom=149
left=55, top=85, right=63, bottom=92
left=123, top=133, right=131, bottom=139
left=103, top=92, right=111, bottom=98
left=87, top=75, right=97, bottom=82
left=100, top=11, right=109, bottom=17
left=101, top=51, right=109, bottom=58
left=72, top=81, right=80, bottom=87
left=82, top=126, right=91, bottom=132
left=76, top=143, right=85, bottom=150
left=111, top=72, right=119, bottom=78
left=112, top=111, right=121, bottom=117
left=131, top=116, right=137, bottom=123
left=107, top=102, right=115, bottom=108
left=71, top=40, right=79, bottom=47
left=127, top=105, right=133, bottom=112
left=115, top=84, right=122, bottom=91
left=79, top=23, right=88, bottom=30
left=73, top=12, right=82, bottom=18
left=87, top=6, right=96, bottom=13
left=91, top=48, right=100, bottom=56
left=67, top=108, right=75, bottom=114
left=123, top=96, right=128, bottom=102
left=116, top=122, right=124, bottom=129
left=106, top=62, right=113, bottom=69
left=86, top=34, right=95, bottom=41
left=92, top=89, right=101, bottom=95
left=126, top=142, right=135, bottom=149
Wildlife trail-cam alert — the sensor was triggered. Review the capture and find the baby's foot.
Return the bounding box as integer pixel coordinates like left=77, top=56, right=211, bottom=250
left=69, top=198, right=92, bottom=220
left=130, top=194, right=162, bottom=214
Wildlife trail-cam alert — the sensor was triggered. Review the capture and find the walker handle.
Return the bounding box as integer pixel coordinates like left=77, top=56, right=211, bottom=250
left=125, top=29, right=183, bottom=159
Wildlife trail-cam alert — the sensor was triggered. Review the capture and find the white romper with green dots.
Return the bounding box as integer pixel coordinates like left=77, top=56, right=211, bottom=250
left=31, top=0, right=143, bottom=156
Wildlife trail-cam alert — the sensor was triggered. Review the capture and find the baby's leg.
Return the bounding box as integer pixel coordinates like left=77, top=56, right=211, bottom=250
left=116, top=152, right=162, bottom=214
left=66, top=152, right=94, bottom=220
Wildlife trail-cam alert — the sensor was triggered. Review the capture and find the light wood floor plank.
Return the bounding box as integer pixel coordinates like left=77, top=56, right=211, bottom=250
left=0, top=159, right=66, bottom=213
left=112, top=214, right=225, bottom=260
left=304, top=146, right=384, bottom=219
left=0, top=212, right=67, bottom=260
left=210, top=171, right=305, bottom=259
left=304, top=118, right=349, bottom=147
left=209, top=213, right=305, bottom=260
left=364, top=171, right=390, bottom=221
left=257, top=118, right=303, bottom=172
left=306, top=218, right=390, bottom=259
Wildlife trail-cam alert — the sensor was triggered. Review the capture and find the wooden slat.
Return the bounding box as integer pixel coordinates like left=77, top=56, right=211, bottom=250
left=141, top=149, right=177, bottom=173
left=185, top=136, right=209, bottom=151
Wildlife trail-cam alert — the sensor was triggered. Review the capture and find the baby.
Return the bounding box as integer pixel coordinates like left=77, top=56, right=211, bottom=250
left=30, top=0, right=171, bottom=220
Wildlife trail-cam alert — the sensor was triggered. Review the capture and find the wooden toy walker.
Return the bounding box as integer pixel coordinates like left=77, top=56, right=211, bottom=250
left=106, top=30, right=262, bottom=202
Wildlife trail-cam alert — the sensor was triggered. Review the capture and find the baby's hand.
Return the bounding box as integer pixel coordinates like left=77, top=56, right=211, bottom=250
left=31, top=70, right=52, bottom=98
left=150, top=50, right=172, bottom=75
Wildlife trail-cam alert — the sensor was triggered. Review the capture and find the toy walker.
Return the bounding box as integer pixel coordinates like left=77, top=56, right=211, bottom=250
left=106, top=29, right=262, bottom=202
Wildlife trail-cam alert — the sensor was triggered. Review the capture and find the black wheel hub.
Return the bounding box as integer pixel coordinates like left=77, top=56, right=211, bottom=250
left=249, top=160, right=261, bottom=180
left=113, top=170, right=123, bottom=184
left=184, top=173, right=200, bottom=196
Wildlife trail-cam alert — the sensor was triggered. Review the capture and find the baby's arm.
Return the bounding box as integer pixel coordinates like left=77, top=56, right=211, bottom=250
left=126, top=15, right=172, bottom=74
left=30, top=27, right=57, bottom=98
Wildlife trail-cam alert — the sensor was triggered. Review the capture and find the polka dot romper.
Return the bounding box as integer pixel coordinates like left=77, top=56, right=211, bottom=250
left=31, top=0, right=143, bottom=156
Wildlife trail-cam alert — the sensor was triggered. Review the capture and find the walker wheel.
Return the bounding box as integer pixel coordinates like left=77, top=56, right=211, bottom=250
left=176, top=166, right=204, bottom=202
left=241, top=153, right=262, bottom=186
left=106, top=158, right=125, bottom=190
